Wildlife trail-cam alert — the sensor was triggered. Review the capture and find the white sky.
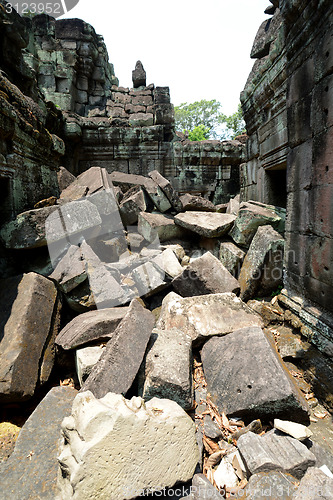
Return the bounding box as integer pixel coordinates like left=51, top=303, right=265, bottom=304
left=60, top=0, right=270, bottom=115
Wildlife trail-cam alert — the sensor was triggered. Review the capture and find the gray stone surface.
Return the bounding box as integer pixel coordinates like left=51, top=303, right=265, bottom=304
left=175, top=212, right=236, bottom=238
left=274, top=419, right=313, bottom=441
left=49, top=245, right=86, bottom=293
left=292, top=467, right=333, bottom=499
left=239, top=224, right=285, bottom=301
left=0, top=273, right=59, bottom=402
left=138, top=212, right=186, bottom=243
left=60, top=166, right=114, bottom=200
left=191, top=473, right=224, bottom=499
left=141, top=328, right=193, bottom=409
left=201, top=327, right=310, bottom=421
left=46, top=201, right=102, bottom=255
left=237, top=430, right=316, bottom=479
left=57, top=392, right=199, bottom=500
left=81, top=299, right=155, bottom=398
left=119, top=186, right=147, bottom=226
left=110, top=172, right=171, bottom=212
left=75, top=345, right=104, bottom=386
left=226, top=194, right=240, bottom=215
left=157, top=292, right=263, bottom=345
left=0, top=205, right=58, bottom=249
left=148, top=170, right=183, bottom=212
left=153, top=248, right=184, bottom=279
left=0, top=386, right=77, bottom=500
left=81, top=240, right=129, bottom=308
left=132, top=60, right=146, bottom=87
left=172, top=251, right=240, bottom=297
left=180, top=194, right=216, bottom=212
left=219, top=241, right=245, bottom=278
left=130, top=261, right=167, bottom=297
left=229, top=202, right=282, bottom=248
left=57, top=166, right=76, bottom=192
left=239, top=470, right=298, bottom=499
left=55, top=307, right=129, bottom=349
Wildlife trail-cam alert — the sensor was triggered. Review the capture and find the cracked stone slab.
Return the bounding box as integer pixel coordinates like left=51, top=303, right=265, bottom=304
left=0, top=273, right=59, bottom=402
left=81, top=299, right=155, bottom=398
left=157, top=292, right=263, bottom=345
left=141, top=328, right=193, bottom=409
left=201, top=327, right=310, bottom=422
left=172, top=251, right=240, bottom=297
left=237, top=430, right=316, bottom=479
left=0, top=386, right=77, bottom=500
left=55, top=307, right=129, bottom=350
left=174, top=211, right=236, bottom=238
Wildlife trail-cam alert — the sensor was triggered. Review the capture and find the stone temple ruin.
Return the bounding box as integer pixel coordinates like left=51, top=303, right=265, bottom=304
left=0, top=0, right=333, bottom=498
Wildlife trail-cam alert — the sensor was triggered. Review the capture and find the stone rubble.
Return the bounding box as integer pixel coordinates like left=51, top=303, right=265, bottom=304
left=1, top=4, right=333, bottom=499
left=0, top=156, right=331, bottom=500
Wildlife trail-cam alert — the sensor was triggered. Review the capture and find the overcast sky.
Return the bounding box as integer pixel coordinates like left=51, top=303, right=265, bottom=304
left=60, top=0, right=269, bottom=115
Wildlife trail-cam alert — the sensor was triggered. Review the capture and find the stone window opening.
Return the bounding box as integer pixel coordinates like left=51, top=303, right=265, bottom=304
left=265, top=167, right=287, bottom=208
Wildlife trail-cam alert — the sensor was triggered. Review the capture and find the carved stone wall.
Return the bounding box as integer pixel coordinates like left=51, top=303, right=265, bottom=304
left=241, top=0, right=333, bottom=346
left=0, top=3, right=64, bottom=222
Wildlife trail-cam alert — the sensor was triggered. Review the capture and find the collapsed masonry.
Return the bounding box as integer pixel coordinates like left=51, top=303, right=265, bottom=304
left=0, top=4, right=243, bottom=233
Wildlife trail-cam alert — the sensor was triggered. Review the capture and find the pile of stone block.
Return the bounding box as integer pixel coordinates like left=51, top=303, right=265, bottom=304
left=1, top=166, right=332, bottom=499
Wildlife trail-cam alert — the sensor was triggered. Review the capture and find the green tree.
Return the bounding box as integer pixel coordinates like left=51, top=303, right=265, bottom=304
left=188, top=125, right=210, bottom=141
left=174, top=100, right=246, bottom=140
left=224, top=103, right=246, bottom=139
left=174, top=99, right=226, bottom=139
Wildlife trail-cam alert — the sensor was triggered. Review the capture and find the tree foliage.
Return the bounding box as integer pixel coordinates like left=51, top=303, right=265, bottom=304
left=188, top=125, right=210, bottom=141
left=174, top=99, right=246, bottom=141
left=174, top=99, right=224, bottom=139
left=224, top=103, right=246, bottom=139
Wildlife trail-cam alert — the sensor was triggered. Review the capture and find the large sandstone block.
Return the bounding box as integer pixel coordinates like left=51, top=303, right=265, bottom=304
left=49, top=245, right=87, bottom=293
left=172, top=251, right=240, bottom=297
left=138, top=212, right=186, bottom=242
left=75, top=346, right=104, bottom=386
left=119, top=186, right=147, bottom=226
left=201, top=327, right=310, bottom=422
left=141, top=328, right=193, bottom=409
left=179, top=194, right=216, bottom=212
left=81, top=299, right=155, bottom=398
left=0, top=386, right=77, bottom=500
left=237, top=430, right=316, bottom=479
left=153, top=248, right=183, bottom=279
left=110, top=171, right=171, bottom=213
left=60, top=166, right=114, bottom=200
left=0, top=273, right=59, bottom=402
left=239, top=225, right=285, bottom=301
left=157, top=292, right=263, bottom=345
left=229, top=202, right=283, bottom=248
left=57, top=392, right=199, bottom=500
left=55, top=307, right=129, bottom=350
left=219, top=241, right=245, bottom=277
left=174, top=212, right=236, bottom=238
left=0, top=206, right=58, bottom=249
left=148, top=170, right=183, bottom=212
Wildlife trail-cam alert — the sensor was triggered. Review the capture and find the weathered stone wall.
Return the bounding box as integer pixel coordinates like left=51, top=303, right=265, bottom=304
left=241, top=0, right=333, bottom=341
left=25, top=15, right=118, bottom=115
left=0, top=3, right=64, bottom=222
left=168, top=138, right=244, bottom=203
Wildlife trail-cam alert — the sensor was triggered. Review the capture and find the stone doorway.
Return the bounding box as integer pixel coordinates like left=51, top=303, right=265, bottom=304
left=0, top=175, right=13, bottom=226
